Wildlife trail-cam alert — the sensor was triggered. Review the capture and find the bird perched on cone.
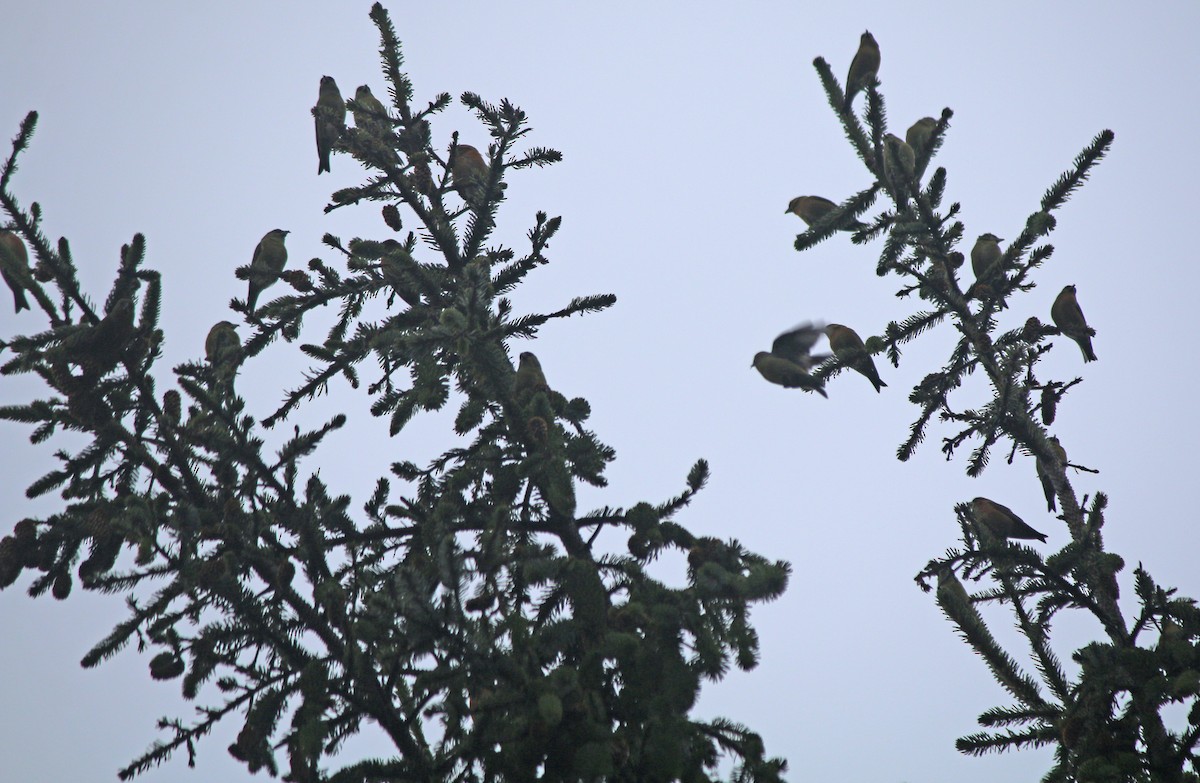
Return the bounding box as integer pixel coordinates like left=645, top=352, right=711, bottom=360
left=1036, top=436, right=1068, bottom=512
left=205, top=321, right=242, bottom=384
left=1051, top=284, right=1097, bottom=362
left=0, top=230, right=33, bottom=313
left=825, top=323, right=886, bottom=392
left=971, top=497, right=1047, bottom=542
left=314, top=76, right=345, bottom=175
left=452, top=144, right=489, bottom=209
left=785, top=196, right=865, bottom=232
left=245, top=229, right=289, bottom=315
left=843, top=31, right=881, bottom=112
left=753, top=322, right=829, bottom=397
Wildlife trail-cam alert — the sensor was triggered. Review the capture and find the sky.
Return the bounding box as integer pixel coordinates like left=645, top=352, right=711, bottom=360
left=2, top=2, right=1199, bottom=781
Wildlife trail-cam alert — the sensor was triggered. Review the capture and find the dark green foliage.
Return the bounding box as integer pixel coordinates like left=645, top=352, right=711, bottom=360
left=801, top=34, right=1199, bottom=783
left=0, top=5, right=788, bottom=781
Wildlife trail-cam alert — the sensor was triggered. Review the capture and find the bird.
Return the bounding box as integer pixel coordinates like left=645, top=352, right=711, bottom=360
left=1036, top=436, right=1068, bottom=512
left=77, top=298, right=136, bottom=374
left=246, top=229, right=290, bottom=315
left=971, top=497, right=1047, bottom=542
left=514, top=351, right=549, bottom=400
left=0, top=229, right=32, bottom=312
left=825, top=323, right=886, bottom=392
left=905, top=117, right=937, bottom=156
left=843, top=31, right=881, bottom=112
left=753, top=322, right=829, bottom=397
left=970, top=233, right=1004, bottom=282
left=352, top=85, right=388, bottom=137
left=785, top=196, right=865, bottom=232
left=205, top=320, right=242, bottom=383
left=452, top=144, right=490, bottom=208
left=314, top=76, right=345, bottom=175
left=1051, top=284, right=1097, bottom=362
left=379, top=240, right=422, bottom=307
left=883, top=133, right=916, bottom=192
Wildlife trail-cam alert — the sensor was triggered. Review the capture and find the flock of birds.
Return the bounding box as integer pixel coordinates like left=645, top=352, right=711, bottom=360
left=0, top=33, right=1098, bottom=546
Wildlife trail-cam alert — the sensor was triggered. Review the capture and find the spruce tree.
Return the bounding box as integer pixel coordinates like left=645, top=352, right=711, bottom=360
left=0, top=6, right=788, bottom=781
left=795, top=33, right=1200, bottom=783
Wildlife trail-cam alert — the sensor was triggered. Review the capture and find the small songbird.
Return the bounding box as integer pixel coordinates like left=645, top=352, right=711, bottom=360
left=905, top=116, right=937, bottom=156
left=843, top=31, right=881, bottom=112
left=205, top=320, right=242, bottom=382
left=78, top=298, right=136, bottom=374
left=883, top=133, right=916, bottom=191
left=314, top=76, right=346, bottom=175
left=379, top=240, right=422, bottom=307
left=353, top=85, right=388, bottom=136
left=785, top=196, right=866, bottom=232
left=1051, top=284, right=1097, bottom=362
left=246, top=229, right=290, bottom=315
left=0, top=229, right=33, bottom=312
left=452, top=144, right=489, bottom=208
left=825, top=323, right=886, bottom=392
left=513, top=351, right=549, bottom=400
left=753, top=322, right=830, bottom=397
left=971, top=233, right=1004, bottom=282
left=971, top=497, right=1047, bottom=542
left=1036, top=436, right=1068, bottom=512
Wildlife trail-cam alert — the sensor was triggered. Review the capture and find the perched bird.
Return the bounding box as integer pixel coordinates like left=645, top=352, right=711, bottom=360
left=971, top=233, right=1004, bottom=282
left=826, top=323, right=886, bottom=392
left=452, top=144, right=489, bottom=208
left=352, top=85, right=388, bottom=137
left=0, top=230, right=32, bottom=312
left=1036, top=436, right=1068, bottom=512
left=379, top=240, right=422, bottom=307
left=843, top=31, right=881, bottom=112
left=514, top=351, right=549, bottom=400
left=971, top=497, right=1047, bottom=542
left=314, top=76, right=345, bottom=175
left=753, top=322, right=829, bottom=397
left=205, top=320, right=242, bottom=382
left=78, top=298, right=136, bottom=374
left=246, top=229, right=290, bottom=314
left=935, top=565, right=972, bottom=608
left=785, top=195, right=865, bottom=232
left=883, top=133, right=916, bottom=192
left=1051, top=284, right=1097, bottom=362
left=162, top=389, right=182, bottom=427
left=905, top=116, right=937, bottom=156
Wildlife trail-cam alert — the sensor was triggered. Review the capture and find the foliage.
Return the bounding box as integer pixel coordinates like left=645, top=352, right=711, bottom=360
left=0, top=5, right=788, bottom=781
left=794, top=39, right=1200, bottom=783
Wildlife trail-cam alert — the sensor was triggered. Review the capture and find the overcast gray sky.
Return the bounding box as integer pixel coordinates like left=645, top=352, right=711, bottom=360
left=2, top=2, right=1199, bottom=781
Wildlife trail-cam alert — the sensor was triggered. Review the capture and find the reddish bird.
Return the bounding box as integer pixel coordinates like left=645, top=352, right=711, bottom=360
left=971, top=497, right=1047, bottom=542
left=826, top=323, right=886, bottom=392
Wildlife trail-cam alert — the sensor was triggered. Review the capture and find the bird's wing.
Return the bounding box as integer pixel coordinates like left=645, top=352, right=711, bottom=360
left=771, top=322, right=825, bottom=364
